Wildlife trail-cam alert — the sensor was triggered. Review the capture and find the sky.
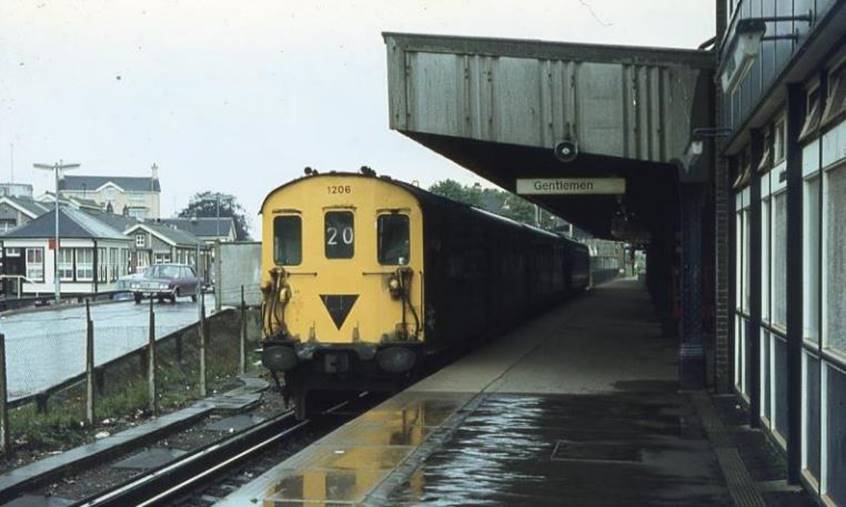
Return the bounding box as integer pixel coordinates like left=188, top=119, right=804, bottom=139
left=0, top=0, right=715, bottom=234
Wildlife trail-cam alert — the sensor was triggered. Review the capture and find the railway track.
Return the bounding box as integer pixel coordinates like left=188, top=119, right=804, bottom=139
left=74, top=393, right=378, bottom=507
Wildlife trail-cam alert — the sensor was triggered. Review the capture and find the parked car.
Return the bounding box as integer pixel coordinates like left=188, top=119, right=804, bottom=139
left=127, top=263, right=201, bottom=304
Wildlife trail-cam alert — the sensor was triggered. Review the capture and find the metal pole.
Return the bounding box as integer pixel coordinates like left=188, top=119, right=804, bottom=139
left=148, top=297, right=157, bottom=414
left=33, top=161, right=80, bottom=304
left=199, top=290, right=207, bottom=397
left=54, top=164, right=60, bottom=304
left=85, top=300, right=95, bottom=424
left=240, top=285, right=246, bottom=375
left=0, top=333, right=9, bottom=454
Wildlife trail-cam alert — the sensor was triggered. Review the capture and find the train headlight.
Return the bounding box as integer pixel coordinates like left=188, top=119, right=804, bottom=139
left=262, top=345, right=298, bottom=372
left=376, top=346, right=416, bottom=374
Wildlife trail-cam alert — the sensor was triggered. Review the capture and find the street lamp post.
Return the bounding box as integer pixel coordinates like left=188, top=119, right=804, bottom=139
left=33, top=160, right=80, bottom=303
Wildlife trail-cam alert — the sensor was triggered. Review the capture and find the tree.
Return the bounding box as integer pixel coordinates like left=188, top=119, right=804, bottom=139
left=177, top=191, right=251, bottom=240
left=428, top=179, right=570, bottom=232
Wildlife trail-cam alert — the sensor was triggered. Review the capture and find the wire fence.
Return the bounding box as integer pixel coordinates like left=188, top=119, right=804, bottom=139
left=0, top=288, right=264, bottom=454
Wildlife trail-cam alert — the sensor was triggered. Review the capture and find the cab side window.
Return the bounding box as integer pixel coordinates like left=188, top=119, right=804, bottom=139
left=274, top=215, right=302, bottom=265
left=325, top=211, right=354, bottom=259
left=378, top=214, right=410, bottom=265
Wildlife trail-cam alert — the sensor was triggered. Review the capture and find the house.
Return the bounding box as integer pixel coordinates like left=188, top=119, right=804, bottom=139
left=123, top=222, right=211, bottom=280
left=57, top=164, right=161, bottom=219
left=0, top=195, right=49, bottom=232
left=37, top=192, right=105, bottom=213
left=161, top=217, right=237, bottom=243
left=0, top=206, right=132, bottom=295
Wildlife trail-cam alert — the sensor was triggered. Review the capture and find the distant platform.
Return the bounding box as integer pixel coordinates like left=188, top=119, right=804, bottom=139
left=218, top=280, right=735, bottom=505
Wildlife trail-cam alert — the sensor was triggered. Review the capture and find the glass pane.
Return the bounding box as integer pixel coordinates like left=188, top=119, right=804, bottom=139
left=743, top=210, right=750, bottom=312
left=761, top=330, right=771, bottom=423
left=762, top=199, right=770, bottom=322
left=378, top=214, right=410, bottom=265
left=824, top=364, right=846, bottom=503
left=825, top=166, right=846, bottom=354
left=736, top=211, right=743, bottom=309
left=803, top=352, right=820, bottom=481
left=774, top=336, right=789, bottom=440
left=274, top=216, right=302, bottom=265
left=325, top=211, right=354, bottom=259
left=804, top=177, right=820, bottom=343
left=773, top=192, right=787, bottom=329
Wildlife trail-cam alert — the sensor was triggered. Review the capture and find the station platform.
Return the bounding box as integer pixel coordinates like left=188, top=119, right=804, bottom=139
left=218, top=279, right=796, bottom=505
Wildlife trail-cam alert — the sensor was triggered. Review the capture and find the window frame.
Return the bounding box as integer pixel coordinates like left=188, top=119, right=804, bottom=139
left=273, top=214, right=303, bottom=266
left=135, top=233, right=145, bottom=248
left=25, top=247, right=44, bottom=282
left=377, top=213, right=411, bottom=266
left=75, top=248, right=94, bottom=282
left=57, top=248, right=74, bottom=282
left=324, top=210, right=355, bottom=260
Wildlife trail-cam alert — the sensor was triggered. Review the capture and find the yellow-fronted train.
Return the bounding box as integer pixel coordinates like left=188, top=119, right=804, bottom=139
left=259, top=170, right=589, bottom=419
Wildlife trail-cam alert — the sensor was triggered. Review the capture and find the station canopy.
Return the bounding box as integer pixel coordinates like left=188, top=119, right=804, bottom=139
left=383, top=32, right=715, bottom=240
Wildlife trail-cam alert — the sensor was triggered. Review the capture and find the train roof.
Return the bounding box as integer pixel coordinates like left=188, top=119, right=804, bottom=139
left=260, top=171, right=586, bottom=247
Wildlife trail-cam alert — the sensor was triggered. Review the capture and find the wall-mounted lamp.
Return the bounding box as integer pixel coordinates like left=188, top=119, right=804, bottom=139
left=719, top=11, right=813, bottom=93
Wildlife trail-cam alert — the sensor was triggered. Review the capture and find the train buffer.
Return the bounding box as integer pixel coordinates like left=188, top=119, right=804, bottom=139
left=217, top=279, right=809, bottom=505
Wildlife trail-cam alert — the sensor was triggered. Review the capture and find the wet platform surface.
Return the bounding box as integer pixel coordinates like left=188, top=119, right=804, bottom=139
left=218, top=280, right=807, bottom=506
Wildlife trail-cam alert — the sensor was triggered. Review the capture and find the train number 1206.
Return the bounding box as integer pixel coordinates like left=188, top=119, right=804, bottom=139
left=327, top=185, right=352, bottom=194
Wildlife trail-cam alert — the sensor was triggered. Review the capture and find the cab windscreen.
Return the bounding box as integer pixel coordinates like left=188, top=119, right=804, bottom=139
left=274, top=215, right=302, bottom=265
left=378, top=214, right=409, bottom=265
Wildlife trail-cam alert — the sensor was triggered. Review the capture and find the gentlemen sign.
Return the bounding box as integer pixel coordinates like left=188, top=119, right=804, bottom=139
left=516, top=178, right=626, bottom=195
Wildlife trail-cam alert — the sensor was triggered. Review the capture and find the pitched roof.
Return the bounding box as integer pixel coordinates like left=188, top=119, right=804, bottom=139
left=83, top=210, right=140, bottom=232
left=59, top=175, right=161, bottom=192
left=1, top=206, right=129, bottom=241
left=125, top=222, right=202, bottom=247
left=161, top=217, right=235, bottom=238
left=0, top=196, right=50, bottom=218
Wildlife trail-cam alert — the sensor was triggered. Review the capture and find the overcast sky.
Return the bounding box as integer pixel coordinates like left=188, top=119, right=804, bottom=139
left=0, top=0, right=714, bottom=234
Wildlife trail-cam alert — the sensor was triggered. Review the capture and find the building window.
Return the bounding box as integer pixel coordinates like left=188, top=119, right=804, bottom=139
left=120, top=248, right=128, bottom=276
left=804, top=175, right=821, bottom=344
left=98, top=247, right=107, bottom=282
left=772, top=190, right=788, bottom=331
left=75, top=248, right=94, bottom=281
left=774, top=117, right=786, bottom=164
left=135, top=234, right=145, bottom=247
left=153, top=252, right=171, bottom=264
left=823, top=163, right=846, bottom=356
left=109, top=248, right=118, bottom=282
left=821, top=62, right=846, bottom=128
left=798, top=85, right=822, bottom=143
left=57, top=249, right=74, bottom=281
left=25, top=247, right=44, bottom=282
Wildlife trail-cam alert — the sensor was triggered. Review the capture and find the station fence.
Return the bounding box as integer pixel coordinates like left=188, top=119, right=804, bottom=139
left=0, top=288, right=263, bottom=455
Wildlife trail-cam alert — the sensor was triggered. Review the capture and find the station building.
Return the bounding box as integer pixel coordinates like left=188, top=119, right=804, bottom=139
left=381, top=0, right=846, bottom=502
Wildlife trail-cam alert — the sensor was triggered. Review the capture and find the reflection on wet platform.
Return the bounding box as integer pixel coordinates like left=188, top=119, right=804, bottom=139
left=219, top=393, right=470, bottom=506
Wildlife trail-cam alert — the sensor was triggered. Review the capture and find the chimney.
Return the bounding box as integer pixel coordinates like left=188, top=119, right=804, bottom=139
left=151, top=163, right=159, bottom=180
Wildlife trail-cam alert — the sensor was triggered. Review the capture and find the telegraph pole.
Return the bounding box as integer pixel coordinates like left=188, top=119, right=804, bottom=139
left=33, top=160, right=81, bottom=303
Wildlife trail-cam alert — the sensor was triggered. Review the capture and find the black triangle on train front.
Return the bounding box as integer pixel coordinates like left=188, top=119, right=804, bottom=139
left=319, top=294, right=359, bottom=329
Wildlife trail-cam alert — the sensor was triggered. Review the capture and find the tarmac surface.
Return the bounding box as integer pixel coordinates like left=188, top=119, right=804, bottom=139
left=0, top=295, right=214, bottom=401
left=219, top=280, right=807, bottom=505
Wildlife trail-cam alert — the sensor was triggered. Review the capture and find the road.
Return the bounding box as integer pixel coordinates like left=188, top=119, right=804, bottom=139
left=1, top=296, right=215, bottom=401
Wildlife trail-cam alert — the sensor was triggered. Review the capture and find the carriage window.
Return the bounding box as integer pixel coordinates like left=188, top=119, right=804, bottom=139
left=325, top=211, right=354, bottom=259
left=274, top=216, right=302, bottom=265
left=378, top=214, right=409, bottom=265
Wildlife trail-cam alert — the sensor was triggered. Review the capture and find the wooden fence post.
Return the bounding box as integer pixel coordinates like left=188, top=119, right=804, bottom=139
left=199, top=291, right=207, bottom=397
left=85, top=300, right=95, bottom=425
left=0, top=333, right=9, bottom=454
left=148, top=297, right=157, bottom=415
left=240, top=285, right=246, bottom=375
